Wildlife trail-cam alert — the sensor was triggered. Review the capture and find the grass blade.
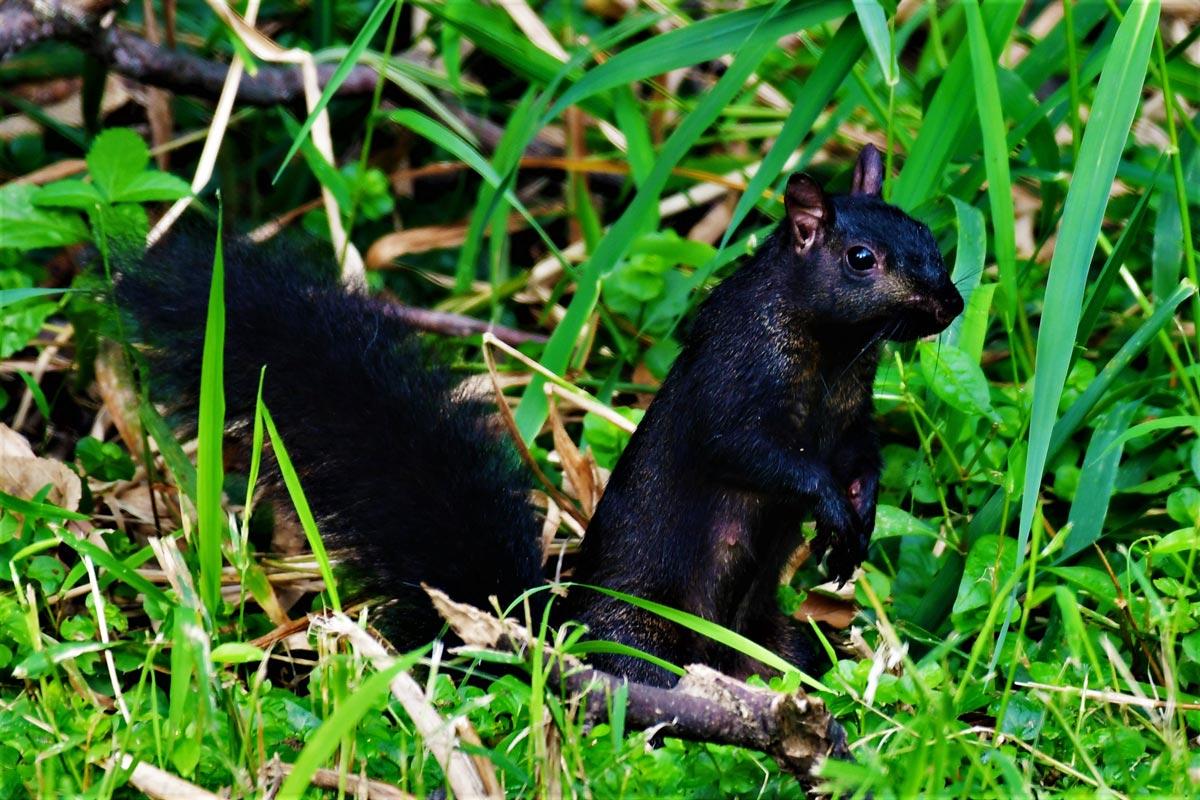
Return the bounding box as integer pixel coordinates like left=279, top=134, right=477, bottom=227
left=892, top=3, right=1021, bottom=209
left=997, top=0, right=1162, bottom=665
left=962, top=0, right=1016, bottom=321
left=195, top=220, right=226, bottom=617
left=514, top=3, right=848, bottom=441
left=261, top=404, right=340, bottom=612
left=717, top=20, right=866, bottom=254
left=1077, top=154, right=1164, bottom=346
left=272, top=0, right=397, bottom=182
left=544, top=1, right=851, bottom=122
left=853, top=0, right=897, bottom=86
left=1059, top=400, right=1142, bottom=562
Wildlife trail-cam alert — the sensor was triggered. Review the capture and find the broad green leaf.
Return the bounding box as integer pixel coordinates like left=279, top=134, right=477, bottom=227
left=0, top=184, right=90, bottom=250
left=1166, top=488, right=1200, bottom=525
left=582, top=408, right=642, bottom=471
left=87, top=128, right=150, bottom=202
left=939, top=198, right=986, bottom=351
left=919, top=341, right=999, bottom=421
left=75, top=436, right=136, bottom=481
left=13, top=640, right=115, bottom=679
left=951, top=534, right=1017, bottom=633
left=0, top=288, right=71, bottom=309
left=874, top=505, right=939, bottom=540
left=211, top=643, right=267, bottom=664
left=31, top=179, right=103, bottom=210
left=1, top=304, right=55, bottom=359
left=1152, top=528, right=1200, bottom=557
left=113, top=171, right=192, bottom=204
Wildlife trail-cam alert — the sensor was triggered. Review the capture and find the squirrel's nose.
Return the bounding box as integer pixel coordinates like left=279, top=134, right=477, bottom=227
left=940, top=288, right=965, bottom=322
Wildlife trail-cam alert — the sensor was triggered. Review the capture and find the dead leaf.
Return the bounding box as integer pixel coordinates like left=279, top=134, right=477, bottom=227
left=0, top=425, right=82, bottom=510
left=365, top=205, right=562, bottom=269
left=548, top=397, right=600, bottom=516
left=95, top=340, right=146, bottom=459
left=796, top=591, right=858, bottom=630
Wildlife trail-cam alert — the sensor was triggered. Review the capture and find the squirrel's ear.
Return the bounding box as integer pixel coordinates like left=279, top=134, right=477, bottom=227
left=785, top=173, right=830, bottom=254
left=851, top=144, right=884, bottom=196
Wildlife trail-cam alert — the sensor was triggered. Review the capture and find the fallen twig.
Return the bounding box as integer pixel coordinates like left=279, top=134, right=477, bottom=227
left=426, top=587, right=853, bottom=787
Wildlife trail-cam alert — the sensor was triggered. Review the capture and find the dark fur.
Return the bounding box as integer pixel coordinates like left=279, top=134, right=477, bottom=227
left=113, top=148, right=961, bottom=688
left=114, top=230, right=546, bottom=652
left=572, top=150, right=963, bottom=686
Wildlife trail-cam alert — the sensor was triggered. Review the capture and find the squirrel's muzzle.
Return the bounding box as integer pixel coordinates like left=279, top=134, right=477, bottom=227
left=889, top=285, right=965, bottom=341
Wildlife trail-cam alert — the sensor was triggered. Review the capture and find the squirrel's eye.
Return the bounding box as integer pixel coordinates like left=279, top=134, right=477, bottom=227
left=845, top=245, right=878, bottom=272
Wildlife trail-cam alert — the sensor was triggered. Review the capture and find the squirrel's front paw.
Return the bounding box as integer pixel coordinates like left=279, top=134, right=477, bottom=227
left=822, top=528, right=868, bottom=584
left=811, top=495, right=869, bottom=584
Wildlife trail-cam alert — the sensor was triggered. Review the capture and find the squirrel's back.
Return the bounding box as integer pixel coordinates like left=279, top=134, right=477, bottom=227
left=114, top=227, right=545, bottom=648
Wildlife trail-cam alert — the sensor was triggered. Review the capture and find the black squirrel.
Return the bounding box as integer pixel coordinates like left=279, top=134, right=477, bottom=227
left=112, top=145, right=962, bottom=688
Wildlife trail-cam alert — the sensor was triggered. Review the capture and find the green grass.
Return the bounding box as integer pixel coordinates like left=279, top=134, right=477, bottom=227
left=2, top=0, right=1199, bottom=797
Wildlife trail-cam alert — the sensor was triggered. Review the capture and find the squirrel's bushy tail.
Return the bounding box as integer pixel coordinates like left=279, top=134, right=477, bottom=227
left=113, top=225, right=545, bottom=648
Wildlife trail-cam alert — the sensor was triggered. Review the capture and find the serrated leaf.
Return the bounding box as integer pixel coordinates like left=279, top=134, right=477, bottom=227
left=31, top=179, right=103, bottom=210
left=919, top=341, right=999, bottom=421
left=113, top=171, right=193, bottom=204
left=87, top=128, right=150, bottom=202
left=0, top=184, right=91, bottom=250
left=1, top=303, right=55, bottom=359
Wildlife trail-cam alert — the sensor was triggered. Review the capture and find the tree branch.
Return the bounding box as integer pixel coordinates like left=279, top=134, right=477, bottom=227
left=1, top=0, right=379, bottom=105
left=427, top=588, right=853, bottom=787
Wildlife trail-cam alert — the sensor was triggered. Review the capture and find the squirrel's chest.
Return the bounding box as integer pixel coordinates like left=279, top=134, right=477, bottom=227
left=784, top=364, right=874, bottom=447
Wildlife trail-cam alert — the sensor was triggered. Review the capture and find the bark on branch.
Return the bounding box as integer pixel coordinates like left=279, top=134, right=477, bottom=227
left=427, top=588, right=853, bottom=788
left=0, top=0, right=379, bottom=105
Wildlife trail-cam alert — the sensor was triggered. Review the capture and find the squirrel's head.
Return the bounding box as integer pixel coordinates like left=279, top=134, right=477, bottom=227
left=782, top=145, right=964, bottom=342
